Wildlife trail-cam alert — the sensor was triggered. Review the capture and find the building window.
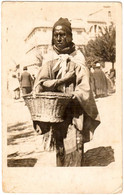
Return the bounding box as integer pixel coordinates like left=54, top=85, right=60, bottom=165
left=94, top=25, right=97, bottom=33
left=44, top=46, right=48, bottom=54
left=43, top=28, right=47, bottom=32
left=77, top=31, right=82, bottom=35
left=108, top=11, right=111, bottom=17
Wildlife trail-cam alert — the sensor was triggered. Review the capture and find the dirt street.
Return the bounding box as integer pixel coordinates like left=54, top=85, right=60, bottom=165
left=6, top=92, right=120, bottom=167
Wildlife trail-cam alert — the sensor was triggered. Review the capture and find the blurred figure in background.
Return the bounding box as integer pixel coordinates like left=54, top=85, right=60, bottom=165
left=105, top=71, right=115, bottom=95
left=89, top=67, right=95, bottom=97
left=11, top=73, right=20, bottom=100
left=20, top=66, right=33, bottom=95
left=109, top=68, right=116, bottom=87
left=92, top=63, right=108, bottom=98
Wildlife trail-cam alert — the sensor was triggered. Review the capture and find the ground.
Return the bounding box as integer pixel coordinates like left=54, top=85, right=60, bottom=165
left=6, top=92, right=121, bottom=167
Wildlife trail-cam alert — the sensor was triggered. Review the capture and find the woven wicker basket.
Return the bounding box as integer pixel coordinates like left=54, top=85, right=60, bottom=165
left=23, top=92, right=72, bottom=123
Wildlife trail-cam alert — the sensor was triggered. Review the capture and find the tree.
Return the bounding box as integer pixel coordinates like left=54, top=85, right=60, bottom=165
left=81, top=24, right=116, bottom=69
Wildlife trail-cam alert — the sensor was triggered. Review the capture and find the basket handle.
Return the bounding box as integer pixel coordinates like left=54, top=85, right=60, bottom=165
left=32, top=79, right=45, bottom=97
left=33, top=79, right=45, bottom=90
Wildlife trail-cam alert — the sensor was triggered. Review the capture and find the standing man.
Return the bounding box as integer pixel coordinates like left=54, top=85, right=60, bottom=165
left=20, top=66, right=33, bottom=95
left=109, top=68, right=116, bottom=86
left=93, top=63, right=108, bottom=98
left=32, top=18, right=100, bottom=166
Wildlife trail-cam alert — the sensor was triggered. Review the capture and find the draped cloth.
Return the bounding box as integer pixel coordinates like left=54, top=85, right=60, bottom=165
left=52, top=54, right=70, bottom=92
left=92, top=68, right=108, bottom=97
left=33, top=46, right=100, bottom=166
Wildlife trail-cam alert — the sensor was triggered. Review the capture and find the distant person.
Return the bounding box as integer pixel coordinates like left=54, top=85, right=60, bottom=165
left=105, top=71, right=115, bottom=94
left=20, top=66, right=33, bottom=95
left=109, top=68, right=116, bottom=86
left=89, top=67, right=95, bottom=96
left=32, top=74, right=36, bottom=86
left=15, top=64, right=21, bottom=82
left=92, top=63, right=108, bottom=98
left=11, top=73, right=20, bottom=100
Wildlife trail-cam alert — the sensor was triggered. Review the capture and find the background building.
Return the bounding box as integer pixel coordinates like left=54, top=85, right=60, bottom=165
left=24, top=5, right=115, bottom=71
left=5, top=3, right=116, bottom=95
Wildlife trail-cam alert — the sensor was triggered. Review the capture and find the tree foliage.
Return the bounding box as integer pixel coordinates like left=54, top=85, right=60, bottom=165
left=81, top=24, right=116, bottom=68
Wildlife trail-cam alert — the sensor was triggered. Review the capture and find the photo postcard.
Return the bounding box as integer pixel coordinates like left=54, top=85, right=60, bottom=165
left=1, top=1, right=123, bottom=193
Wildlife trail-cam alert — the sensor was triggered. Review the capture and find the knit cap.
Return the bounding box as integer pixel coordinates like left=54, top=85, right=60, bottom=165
left=52, top=18, right=72, bottom=45
left=53, top=17, right=72, bottom=35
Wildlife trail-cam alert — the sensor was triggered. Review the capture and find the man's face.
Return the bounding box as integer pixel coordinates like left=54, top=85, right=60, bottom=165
left=53, top=25, right=70, bottom=49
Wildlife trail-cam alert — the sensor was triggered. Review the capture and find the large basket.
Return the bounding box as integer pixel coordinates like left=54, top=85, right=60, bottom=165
left=23, top=92, right=72, bottom=123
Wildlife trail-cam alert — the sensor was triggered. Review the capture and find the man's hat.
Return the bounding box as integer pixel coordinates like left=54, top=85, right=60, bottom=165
left=23, top=66, right=27, bottom=70
left=53, top=18, right=72, bottom=34
left=95, top=63, right=101, bottom=67
left=52, top=17, right=72, bottom=45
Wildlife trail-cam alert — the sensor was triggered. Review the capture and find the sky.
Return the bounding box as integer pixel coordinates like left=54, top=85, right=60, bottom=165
left=2, top=1, right=117, bottom=69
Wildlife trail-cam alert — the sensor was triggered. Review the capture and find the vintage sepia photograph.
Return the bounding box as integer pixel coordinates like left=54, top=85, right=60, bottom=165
left=2, top=1, right=122, bottom=193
